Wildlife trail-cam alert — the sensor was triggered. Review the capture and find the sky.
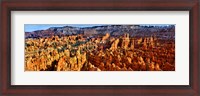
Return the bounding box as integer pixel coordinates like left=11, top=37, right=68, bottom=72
left=24, top=24, right=174, bottom=32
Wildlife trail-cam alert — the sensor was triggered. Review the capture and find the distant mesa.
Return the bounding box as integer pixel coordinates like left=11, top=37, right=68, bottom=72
left=25, top=25, right=175, bottom=39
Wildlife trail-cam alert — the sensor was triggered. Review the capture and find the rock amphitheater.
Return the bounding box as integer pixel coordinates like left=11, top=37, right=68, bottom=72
left=25, top=25, right=175, bottom=71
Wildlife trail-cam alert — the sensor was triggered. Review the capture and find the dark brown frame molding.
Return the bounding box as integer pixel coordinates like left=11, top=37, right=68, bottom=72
left=0, top=0, right=199, bottom=96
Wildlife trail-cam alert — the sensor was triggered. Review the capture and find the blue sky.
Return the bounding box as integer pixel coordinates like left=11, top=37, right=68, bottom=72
left=24, top=24, right=174, bottom=32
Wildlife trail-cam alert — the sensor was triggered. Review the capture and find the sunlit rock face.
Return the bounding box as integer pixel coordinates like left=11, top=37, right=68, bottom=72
left=25, top=25, right=175, bottom=71
left=121, top=33, right=130, bottom=49
left=130, top=39, right=134, bottom=50
left=110, top=39, right=119, bottom=50
left=102, top=33, right=110, bottom=41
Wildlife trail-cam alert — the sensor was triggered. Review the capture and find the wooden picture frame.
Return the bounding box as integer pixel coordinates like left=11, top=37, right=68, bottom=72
left=0, top=0, right=199, bottom=95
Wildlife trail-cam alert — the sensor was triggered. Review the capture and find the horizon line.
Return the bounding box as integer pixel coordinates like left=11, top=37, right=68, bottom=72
left=25, top=24, right=175, bottom=32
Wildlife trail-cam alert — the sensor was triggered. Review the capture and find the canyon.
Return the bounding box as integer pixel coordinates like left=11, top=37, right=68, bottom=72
left=25, top=25, right=175, bottom=71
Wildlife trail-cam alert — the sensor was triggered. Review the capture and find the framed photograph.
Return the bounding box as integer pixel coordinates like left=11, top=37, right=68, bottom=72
left=1, top=0, right=199, bottom=95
